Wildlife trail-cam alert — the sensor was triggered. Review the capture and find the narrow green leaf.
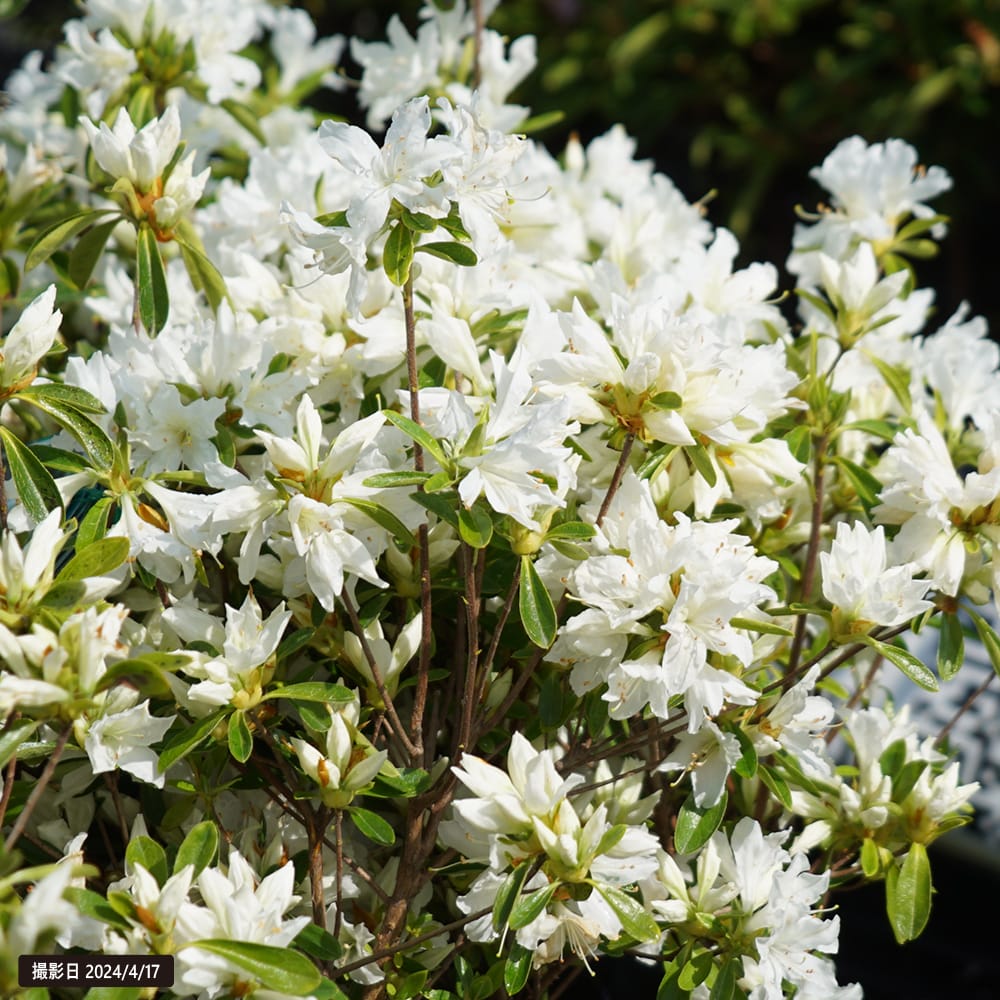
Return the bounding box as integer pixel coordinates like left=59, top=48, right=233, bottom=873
left=0, top=256, right=19, bottom=299
left=686, top=441, right=717, bottom=487
left=864, top=636, right=938, bottom=691
left=648, top=391, right=682, bottom=410
left=709, top=957, right=741, bottom=1000
left=674, top=790, right=728, bottom=855
left=544, top=521, right=596, bottom=541
left=349, top=806, right=396, bottom=846
left=886, top=842, right=932, bottom=944
left=382, top=409, right=449, bottom=467
left=17, top=383, right=106, bottom=414
left=294, top=923, right=344, bottom=962
left=228, top=710, right=253, bottom=762
left=841, top=418, right=899, bottom=442
left=458, top=504, right=493, bottom=548
left=519, top=554, right=557, bottom=648
left=176, top=236, right=229, bottom=312
left=158, top=709, right=227, bottom=771
left=833, top=456, right=882, bottom=508
left=860, top=838, right=881, bottom=878
left=219, top=97, right=267, bottom=145
left=183, top=940, right=321, bottom=994
left=729, top=616, right=793, bottom=637
left=25, top=210, right=117, bottom=272
left=362, top=471, right=433, bottom=488
left=125, top=836, right=168, bottom=886
left=0, top=719, right=38, bottom=769
left=412, top=491, right=459, bottom=527
left=68, top=216, right=119, bottom=289
left=503, top=943, right=533, bottom=996
left=261, top=682, right=355, bottom=705
left=967, top=607, right=1000, bottom=678
left=731, top=725, right=758, bottom=779
left=879, top=739, right=907, bottom=779
left=174, top=820, right=219, bottom=877
left=678, top=948, right=715, bottom=990
left=137, top=224, right=169, bottom=335
left=937, top=613, right=964, bottom=681
left=596, top=884, right=660, bottom=941
left=383, top=223, right=415, bottom=286
left=400, top=208, right=437, bottom=232
left=864, top=352, right=912, bottom=414
left=339, top=496, right=417, bottom=549
left=56, top=537, right=129, bottom=582
left=416, top=240, right=478, bottom=267
left=509, top=882, right=559, bottom=930
left=493, top=863, right=532, bottom=932
left=795, top=286, right=837, bottom=323
left=65, top=887, right=132, bottom=931
left=0, top=427, right=62, bottom=521
left=94, top=657, right=174, bottom=697
left=276, top=627, right=316, bottom=661
left=77, top=496, right=115, bottom=549
left=16, top=392, right=115, bottom=468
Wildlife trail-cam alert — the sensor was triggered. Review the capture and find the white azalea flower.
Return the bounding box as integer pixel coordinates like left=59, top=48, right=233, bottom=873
left=0, top=284, right=61, bottom=395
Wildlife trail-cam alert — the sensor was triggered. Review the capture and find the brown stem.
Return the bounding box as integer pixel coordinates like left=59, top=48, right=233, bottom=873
left=339, top=904, right=492, bottom=981
left=333, top=809, right=344, bottom=938
left=786, top=435, right=828, bottom=683
left=102, top=772, right=130, bottom=845
left=456, top=544, right=482, bottom=759
left=473, top=559, right=522, bottom=709
left=937, top=669, right=995, bottom=748
left=4, top=723, right=72, bottom=852
left=307, top=807, right=329, bottom=930
left=402, top=274, right=432, bottom=766
left=472, top=0, right=485, bottom=89
left=0, top=440, right=8, bottom=533
left=596, top=432, right=635, bottom=527
left=340, top=592, right=419, bottom=762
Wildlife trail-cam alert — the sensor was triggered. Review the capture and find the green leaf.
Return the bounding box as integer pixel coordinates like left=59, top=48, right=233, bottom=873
left=538, top=671, right=574, bottom=731
left=674, top=790, right=728, bottom=855
left=68, top=216, right=119, bottom=289
left=338, top=496, right=417, bottom=549
left=879, top=739, right=907, bottom=779
left=686, top=441, right=717, bottom=487
left=0, top=719, right=38, bottom=769
left=175, top=236, right=229, bottom=313
left=362, top=471, right=434, bottom=488
left=458, top=504, right=493, bottom=548
left=863, top=636, right=938, bottom=691
left=382, top=409, right=449, bottom=467
left=493, top=863, right=532, bottom=932
left=125, top=836, right=169, bottom=886
left=65, top=887, right=131, bottom=931
left=348, top=806, right=395, bottom=846
left=219, top=97, right=267, bottom=145
left=94, top=657, right=177, bottom=698
left=503, top=943, right=533, bottom=996
left=967, top=607, right=1000, bottom=678
left=276, top=627, right=316, bottom=661
left=731, top=725, right=758, bottom=779
left=678, top=947, right=714, bottom=990
left=544, top=521, right=596, bottom=541
left=841, top=418, right=900, bottom=442
left=864, top=352, right=912, bottom=414
left=400, top=208, right=437, bottom=233
left=729, top=616, right=793, bottom=637
left=833, top=456, right=882, bottom=508
left=0, top=427, right=62, bottom=521
left=0, top=256, right=19, bottom=300
left=174, top=820, right=219, bottom=877
left=56, top=537, right=129, bottom=582
left=137, top=224, right=169, bottom=335
left=293, top=922, right=343, bottom=962
left=16, top=391, right=116, bottom=468
left=709, top=957, right=742, bottom=1000
left=412, top=490, right=459, bottom=527
left=936, top=613, right=964, bottom=681
left=261, top=682, right=355, bottom=705
left=509, top=882, right=559, bottom=930
left=76, top=496, right=116, bottom=549
left=648, top=391, right=682, bottom=410
left=228, top=710, right=253, bottom=763
left=25, top=210, right=117, bottom=272
left=416, top=241, right=478, bottom=267
left=383, top=222, right=415, bottom=286
left=860, top=837, right=881, bottom=878
left=182, top=940, right=321, bottom=994
left=17, top=383, right=107, bottom=415
left=596, top=884, right=660, bottom=942
left=519, top=554, right=557, bottom=648
left=158, top=709, right=227, bottom=771
left=886, top=842, right=932, bottom=944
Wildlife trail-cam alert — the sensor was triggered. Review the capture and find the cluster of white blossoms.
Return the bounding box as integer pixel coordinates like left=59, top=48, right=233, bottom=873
left=0, top=2, right=991, bottom=999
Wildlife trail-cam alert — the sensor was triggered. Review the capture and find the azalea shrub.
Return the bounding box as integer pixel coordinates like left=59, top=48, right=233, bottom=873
left=0, top=2, right=994, bottom=999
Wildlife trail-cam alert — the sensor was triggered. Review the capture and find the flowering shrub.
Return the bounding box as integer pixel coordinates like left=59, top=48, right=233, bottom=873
left=0, top=2, right=993, bottom=999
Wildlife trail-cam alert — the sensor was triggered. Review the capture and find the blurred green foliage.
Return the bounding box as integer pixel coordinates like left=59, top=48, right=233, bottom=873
left=4, top=0, right=1000, bottom=319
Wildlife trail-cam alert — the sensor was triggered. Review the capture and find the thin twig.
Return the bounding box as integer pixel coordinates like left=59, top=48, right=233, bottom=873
left=596, top=432, right=635, bottom=527
left=937, top=669, right=996, bottom=749
left=4, top=723, right=72, bottom=851
left=333, top=809, right=344, bottom=937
